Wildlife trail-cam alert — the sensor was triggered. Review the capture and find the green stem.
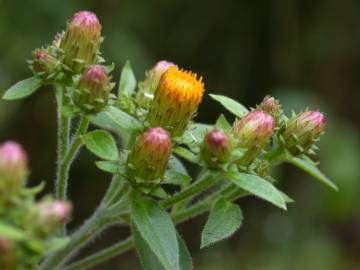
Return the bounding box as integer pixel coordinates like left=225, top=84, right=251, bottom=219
left=56, top=116, right=90, bottom=201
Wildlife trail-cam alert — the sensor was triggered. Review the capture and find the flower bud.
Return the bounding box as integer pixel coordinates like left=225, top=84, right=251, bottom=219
left=32, top=49, right=61, bottom=78
left=126, top=127, right=172, bottom=190
left=200, top=129, right=231, bottom=168
left=36, top=200, right=72, bottom=226
left=0, top=142, right=28, bottom=198
left=259, top=95, right=281, bottom=119
left=60, top=11, right=102, bottom=72
left=137, top=61, right=176, bottom=108
left=147, top=66, right=205, bottom=137
left=74, top=64, right=111, bottom=113
left=233, top=110, right=276, bottom=149
left=280, top=110, right=326, bottom=155
left=0, top=238, right=16, bottom=269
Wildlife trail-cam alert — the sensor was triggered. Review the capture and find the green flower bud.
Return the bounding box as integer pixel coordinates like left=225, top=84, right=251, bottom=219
left=137, top=60, right=176, bottom=108
left=0, top=142, right=28, bottom=199
left=60, top=11, right=102, bottom=72
left=200, top=129, right=231, bottom=168
left=280, top=110, right=326, bottom=155
left=32, top=49, right=61, bottom=79
left=74, top=64, right=111, bottom=113
left=259, top=95, right=281, bottom=120
left=126, top=127, right=172, bottom=190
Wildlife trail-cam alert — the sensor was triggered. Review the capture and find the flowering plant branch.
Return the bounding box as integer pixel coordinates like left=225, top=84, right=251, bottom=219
left=0, top=10, right=337, bottom=270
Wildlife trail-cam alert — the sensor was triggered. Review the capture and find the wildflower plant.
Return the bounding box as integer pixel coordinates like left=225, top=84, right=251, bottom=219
left=1, top=10, right=337, bottom=270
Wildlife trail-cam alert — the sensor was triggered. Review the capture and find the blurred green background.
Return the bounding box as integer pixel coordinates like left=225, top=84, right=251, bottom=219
left=1, top=0, right=360, bottom=269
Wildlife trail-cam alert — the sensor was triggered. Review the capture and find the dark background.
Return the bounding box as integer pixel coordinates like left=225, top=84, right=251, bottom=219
left=1, top=0, right=360, bottom=269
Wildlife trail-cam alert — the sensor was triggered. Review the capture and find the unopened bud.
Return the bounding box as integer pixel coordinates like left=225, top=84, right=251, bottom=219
left=233, top=110, right=276, bottom=149
left=0, top=142, right=28, bottom=198
left=32, top=49, right=60, bottom=78
left=60, top=11, right=102, bottom=72
left=36, top=200, right=72, bottom=226
left=147, top=66, right=205, bottom=137
left=259, top=95, right=281, bottom=119
left=137, top=61, right=176, bottom=108
left=126, top=127, right=172, bottom=190
left=0, top=238, right=15, bottom=269
left=201, top=129, right=231, bottom=168
left=280, top=110, right=326, bottom=155
left=74, top=64, right=111, bottom=113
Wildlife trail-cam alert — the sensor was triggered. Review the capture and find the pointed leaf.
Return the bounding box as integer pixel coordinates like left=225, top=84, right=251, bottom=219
left=131, top=195, right=179, bottom=270
left=201, top=197, right=243, bottom=248
left=3, top=77, right=43, bottom=100
left=119, top=60, right=136, bottom=96
left=215, top=114, right=232, bottom=132
left=177, top=234, right=193, bottom=270
left=288, top=157, right=338, bottom=191
left=227, top=172, right=287, bottom=210
left=83, top=130, right=119, bottom=161
left=0, top=222, right=26, bottom=240
left=209, top=94, right=248, bottom=118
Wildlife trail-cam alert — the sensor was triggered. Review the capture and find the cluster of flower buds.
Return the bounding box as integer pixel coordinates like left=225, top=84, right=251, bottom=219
left=137, top=60, right=176, bottom=108
left=73, top=64, right=112, bottom=113
left=0, top=141, right=28, bottom=200
left=200, top=129, right=232, bottom=168
left=147, top=66, right=205, bottom=137
left=32, top=49, right=61, bottom=79
left=126, top=127, right=172, bottom=191
left=0, top=238, right=15, bottom=269
left=60, top=11, right=102, bottom=72
left=233, top=110, right=276, bottom=166
left=279, top=110, right=326, bottom=155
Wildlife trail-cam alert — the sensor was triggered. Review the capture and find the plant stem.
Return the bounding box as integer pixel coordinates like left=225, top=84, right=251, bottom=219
left=56, top=116, right=89, bottom=201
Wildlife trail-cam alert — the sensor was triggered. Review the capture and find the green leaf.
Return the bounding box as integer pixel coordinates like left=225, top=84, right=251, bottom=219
left=95, top=161, right=125, bottom=174
left=174, top=147, right=197, bottom=163
left=288, top=157, right=338, bottom=191
left=227, top=172, right=287, bottom=210
left=0, top=222, right=26, bottom=240
left=164, top=156, right=192, bottom=188
left=201, top=197, right=243, bottom=248
left=91, top=106, right=141, bottom=132
left=119, top=60, right=136, bottom=96
left=45, top=237, right=70, bottom=253
left=83, top=130, right=119, bottom=161
left=131, top=195, right=179, bottom=270
left=3, top=77, right=43, bottom=100
left=182, top=123, right=212, bottom=148
left=177, top=234, right=193, bottom=270
left=209, top=94, right=248, bottom=118
left=215, top=114, right=232, bottom=132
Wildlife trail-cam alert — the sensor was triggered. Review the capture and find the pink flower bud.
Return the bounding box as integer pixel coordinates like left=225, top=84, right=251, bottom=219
left=0, top=238, right=15, bottom=268
left=259, top=95, right=281, bottom=119
left=60, top=11, right=102, bottom=71
left=36, top=200, right=72, bottom=226
left=74, top=64, right=111, bottom=113
left=201, top=129, right=231, bottom=168
left=126, top=127, right=172, bottom=189
left=137, top=60, right=176, bottom=108
left=32, top=49, right=60, bottom=77
left=280, top=110, right=326, bottom=155
left=0, top=142, right=28, bottom=197
left=233, top=110, right=276, bottom=149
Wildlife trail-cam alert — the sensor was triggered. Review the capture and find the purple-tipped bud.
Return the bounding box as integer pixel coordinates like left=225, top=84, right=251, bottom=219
left=60, top=11, right=102, bottom=71
left=259, top=95, right=281, bottom=119
left=74, top=64, right=111, bottom=113
left=201, top=129, right=231, bottom=168
left=233, top=110, right=276, bottom=149
left=0, top=142, right=28, bottom=197
left=280, top=110, right=326, bottom=155
left=0, top=238, right=15, bottom=269
left=36, top=200, right=73, bottom=226
left=126, top=127, right=172, bottom=190
left=32, top=49, right=60, bottom=78
left=137, top=60, right=176, bottom=108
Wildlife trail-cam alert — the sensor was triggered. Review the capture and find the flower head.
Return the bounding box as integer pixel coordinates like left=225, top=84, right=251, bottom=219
left=201, top=129, right=231, bottom=168
left=60, top=11, right=102, bottom=72
left=126, top=127, right=172, bottom=190
left=233, top=110, right=276, bottom=149
left=32, top=49, right=60, bottom=78
left=280, top=110, right=326, bottom=155
left=259, top=95, right=281, bottom=119
left=0, top=141, right=28, bottom=197
left=36, top=200, right=73, bottom=226
left=147, top=66, right=205, bottom=137
left=137, top=60, right=176, bottom=108
left=74, top=64, right=111, bottom=113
